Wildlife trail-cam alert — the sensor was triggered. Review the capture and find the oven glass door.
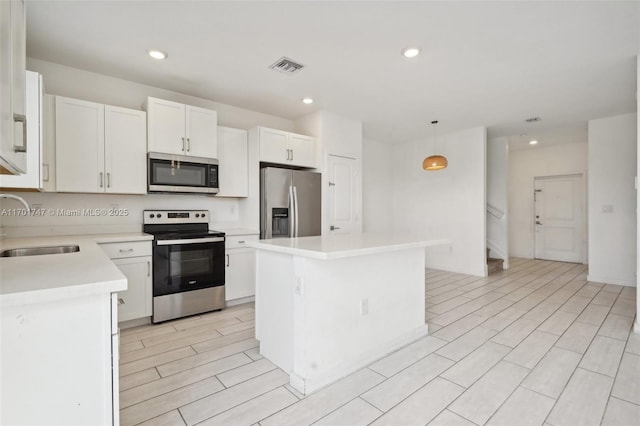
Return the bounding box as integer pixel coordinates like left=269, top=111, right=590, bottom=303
left=150, top=158, right=211, bottom=188
left=153, top=239, right=225, bottom=296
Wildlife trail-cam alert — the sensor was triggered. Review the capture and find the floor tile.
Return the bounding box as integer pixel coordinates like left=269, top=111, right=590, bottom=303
left=491, top=318, right=540, bottom=348
left=601, top=396, right=640, bottom=426
left=520, top=347, right=582, bottom=399
left=440, top=341, right=511, bottom=388
left=575, top=304, right=610, bottom=326
left=436, top=327, right=498, bottom=361
left=216, top=358, right=277, bottom=388
left=370, top=377, right=465, bottom=426
left=610, top=298, right=636, bottom=318
left=362, top=353, right=453, bottom=411
left=368, top=336, right=447, bottom=377
left=537, top=310, right=578, bottom=336
left=474, top=298, right=515, bottom=317
left=432, top=314, right=488, bottom=341
left=120, top=368, right=161, bottom=392
left=559, top=295, right=592, bottom=314
left=522, top=301, right=561, bottom=322
left=427, top=409, right=476, bottom=426
left=180, top=369, right=290, bottom=425
left=486, top=386, right=555, bottom=426
left=598, top=314, right=634, bottom=341
left=554, top=321, right=599, bottom=354
left=481, top=307, right=527, bottom=331
left=197, top=387, right=298, bottom=426
left=611, top=352, right=640, bottom=405
left=579, top=335, right=626, bottom=377
left=120, top=347, right=196, bottom=377
left=626, top=332, right=640, bottom=355
left=313, top=398, right=383, bottom=426
left=591, top=291, right=618, bottom=307
left=504, top=330, right=558, bottom=369
left=448, top=361, right=530, bottom=425
left=574, top=284, right=604, bottom=298
left=138, top=410, right=186, bottom=426
left=260, top=369, right=385, bottom=426
left=546, top=368, right=613, bottom=426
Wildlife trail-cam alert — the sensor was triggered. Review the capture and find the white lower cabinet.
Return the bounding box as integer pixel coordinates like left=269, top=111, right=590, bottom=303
left=99, top=240, right=152, bottom=322
left=225, top=234, right=258, bottom=300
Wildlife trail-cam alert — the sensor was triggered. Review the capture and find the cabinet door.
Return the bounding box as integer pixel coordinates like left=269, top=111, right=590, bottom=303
left=113, top=256, right=152, bottom=322
left=104, top=106, right=146, bottom=194
left=289, top=133, right=316, bottom=167
left=259, top=127, right=289, bottom=165
left=146, top=97, right=185, bottom=155
left=41, top=94, right=56, bottom=192
left=185, top=105, right=217, bottom=158
left=55, top=97, right=104, bottom=192
left=217, top=126, right=248, bottom=197
left=226, top=248, right=256, bottom=300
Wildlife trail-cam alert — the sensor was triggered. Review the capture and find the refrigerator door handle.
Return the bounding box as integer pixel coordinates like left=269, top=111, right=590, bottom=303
left=293, top=186, right=299, bottom=237
left=288, top=185, right=295, bottom=238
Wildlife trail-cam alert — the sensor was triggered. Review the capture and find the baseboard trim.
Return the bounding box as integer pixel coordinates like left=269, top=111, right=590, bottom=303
left=586, top=275, right=636, bottom=287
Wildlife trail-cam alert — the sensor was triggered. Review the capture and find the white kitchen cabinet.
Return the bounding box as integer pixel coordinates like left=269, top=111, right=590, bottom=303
left=0, top=71, right=42, bottom=189
left=0, top=0, right=27, bottom=174
left=257, top=126, right=316, bottom=168
left=41, top=94, right=56, bottom=192
left=225, top=234, right=258, bottom=300
left=146, top=97, right=217, bottom=158
left=217, top=126, right=248, bottom=197
left=99, top=240, right=153, bottom=323
left=55, top=96, right=146, bottom=194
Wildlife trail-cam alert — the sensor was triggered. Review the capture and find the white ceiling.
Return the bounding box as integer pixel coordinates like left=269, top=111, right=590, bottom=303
left=26, top=1, right=639, bottom=145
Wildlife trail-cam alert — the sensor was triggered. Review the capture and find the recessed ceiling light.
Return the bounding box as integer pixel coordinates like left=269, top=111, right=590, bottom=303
left=529, top=140, right=538, bottom=145
left=401, top=47, right=421, bottom=58
left=302, top=97, right=314, bottom=105
left=148, top=50, right=168, bottom=60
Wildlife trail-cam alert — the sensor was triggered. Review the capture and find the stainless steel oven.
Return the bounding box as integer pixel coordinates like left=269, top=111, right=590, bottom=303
left=148, top=152, right=219, bottom=194
left=144, top=210, right=225, bottom=323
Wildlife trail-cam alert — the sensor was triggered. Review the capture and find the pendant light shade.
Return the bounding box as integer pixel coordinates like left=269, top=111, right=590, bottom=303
left=423, top=155, right=448, bottom=171
left=423, top=120, right=448, bottom=171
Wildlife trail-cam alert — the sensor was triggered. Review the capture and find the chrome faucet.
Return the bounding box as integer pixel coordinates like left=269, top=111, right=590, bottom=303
left=0, top=193, right=31, bottom=213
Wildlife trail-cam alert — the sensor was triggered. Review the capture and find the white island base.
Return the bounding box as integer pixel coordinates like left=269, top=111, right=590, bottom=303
left=249, top=234, right=450, bottom=395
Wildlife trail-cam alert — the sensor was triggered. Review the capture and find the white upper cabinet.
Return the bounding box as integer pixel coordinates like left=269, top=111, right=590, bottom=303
left=0, top=0, right=27, bottom=174
left=55, top=96, right=146, bottom=194
left=257, top=126, right=316, bottom=168
left=104, top=106, right=146, bottom=194
left=146, top=97, right=217, bottom=158
left=217, top=126, right=248, bottom=197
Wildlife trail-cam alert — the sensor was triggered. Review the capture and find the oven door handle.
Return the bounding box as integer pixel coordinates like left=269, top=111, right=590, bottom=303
left=156, top=237, right=225, bottom=245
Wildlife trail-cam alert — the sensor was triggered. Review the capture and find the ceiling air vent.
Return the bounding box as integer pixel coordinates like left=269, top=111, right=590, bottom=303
left=269, top=57, right=305, bottom=75
left=525, top=117, right=542, bottom=123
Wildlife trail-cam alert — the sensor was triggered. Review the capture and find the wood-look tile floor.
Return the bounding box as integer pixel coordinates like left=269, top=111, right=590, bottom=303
left=119, top=259, right=639, bottom=426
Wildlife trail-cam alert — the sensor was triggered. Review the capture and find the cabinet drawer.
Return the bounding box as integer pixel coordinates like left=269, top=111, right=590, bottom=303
left=225, top=234, right=259, bottom=249
left=100, top=241, right=152, bottom=259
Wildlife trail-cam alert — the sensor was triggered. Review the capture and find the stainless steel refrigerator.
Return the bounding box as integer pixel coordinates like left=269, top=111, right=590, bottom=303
left=260, top=167, right=321, bottom=239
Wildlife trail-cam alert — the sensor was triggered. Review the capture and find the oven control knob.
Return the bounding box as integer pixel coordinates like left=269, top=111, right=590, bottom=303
left=202, top=212, right=206, bottom=218
left=195, top=213, right=200, bottom=218
left=149, top=214, right=155, bottom=218
left=157, top=214, right=162, bottom=218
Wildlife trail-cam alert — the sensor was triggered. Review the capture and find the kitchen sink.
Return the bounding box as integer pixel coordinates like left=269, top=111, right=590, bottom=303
left=0, top=245, right=80, bottom=257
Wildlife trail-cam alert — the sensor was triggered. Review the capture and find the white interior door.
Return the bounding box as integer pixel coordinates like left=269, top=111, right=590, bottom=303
left=534, top=174, right=585, bottom=263
left=327, top=155, right=357, bottom=234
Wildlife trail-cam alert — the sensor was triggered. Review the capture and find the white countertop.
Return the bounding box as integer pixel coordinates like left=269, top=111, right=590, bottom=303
left=247, top=233, right=452, bottom=260
left=0, top=233, right=152, bottom=306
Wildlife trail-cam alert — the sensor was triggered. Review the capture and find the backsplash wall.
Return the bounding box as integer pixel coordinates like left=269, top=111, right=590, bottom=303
left=0, top=192, right=244, bottom=237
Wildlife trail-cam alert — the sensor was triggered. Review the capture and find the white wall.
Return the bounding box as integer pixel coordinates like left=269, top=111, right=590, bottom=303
left=588, top=113, right=637, bottom=287
left=487, top=137, right=509, bottom=266
left=0, top=59, right=300, bottom=235
left=362, top=138, right=392, bottom=233
left=636, top=55, right=639, bottom=333
left=508, top=142, right=588, bottom=259
left=391, top=126, right=487, bottom=276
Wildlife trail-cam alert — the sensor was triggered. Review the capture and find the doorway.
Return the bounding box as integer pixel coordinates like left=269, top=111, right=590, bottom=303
left=534, top=174, right=586, bottom=263
left=327, top=155, right=357, bottom=234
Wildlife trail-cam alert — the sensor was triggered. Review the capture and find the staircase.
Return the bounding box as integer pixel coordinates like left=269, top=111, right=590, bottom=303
left=487, top=248, right=504, bottom=275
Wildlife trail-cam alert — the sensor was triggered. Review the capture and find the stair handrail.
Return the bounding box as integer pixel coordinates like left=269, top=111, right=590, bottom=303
left=486, top=202, right=504, bottom=219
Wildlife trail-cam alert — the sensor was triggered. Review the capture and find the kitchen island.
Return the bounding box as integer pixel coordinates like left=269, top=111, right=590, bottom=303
left=247, top=233, right=451, bottom=395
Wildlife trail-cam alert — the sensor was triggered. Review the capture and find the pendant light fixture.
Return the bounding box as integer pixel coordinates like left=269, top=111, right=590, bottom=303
left=423, top=120, right=448, bottom=171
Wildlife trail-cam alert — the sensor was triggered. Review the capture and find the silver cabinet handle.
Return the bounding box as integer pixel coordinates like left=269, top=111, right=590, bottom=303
left=147, top=260, right=151, bottom=277
left=119, top=248, right=134, bottom=253
left=330, top=225, right=341, bottom=231
left=290, top=149, right=294, bottom=161
left=13, top=113, right=27, bottom=153
left=118, top=298, right=125, bottom=305
left=226, top=254, right=230, bottom=267
left=99, top=172, right=104, bottom=188
left=238, top=240, right=245, bottom=244
left=182, top=137, right=185, bottom=151
left=107, top=172, right=111, bottom=188
left=42, top=164, right=49, bottom=182
left=286, top=149, right=290, bottom=161
left=187, top=138, right=191, bottom=152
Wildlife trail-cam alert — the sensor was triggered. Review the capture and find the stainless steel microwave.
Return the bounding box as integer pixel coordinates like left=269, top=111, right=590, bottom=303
left=148, top=152, right=219, bottom=195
